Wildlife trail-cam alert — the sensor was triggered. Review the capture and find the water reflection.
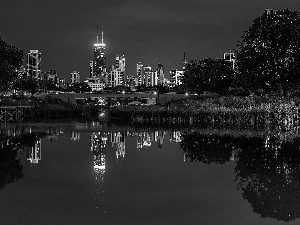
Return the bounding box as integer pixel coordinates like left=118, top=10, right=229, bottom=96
left=1, top=123, right=300, bottom=222
left=180, top=130, right=300, bottom=222
left=0, top=131, right=47, bottom=190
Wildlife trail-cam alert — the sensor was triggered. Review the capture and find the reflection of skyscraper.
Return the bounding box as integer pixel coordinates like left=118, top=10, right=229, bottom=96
left=137, top=133, right=143, bottom=151
left=93, top=26, right=106, bottom=78
left=156, top=131, right=165, bottom=149
left=91, top=132, right=107, bottom=175
left=71, top=132, right=80, bottom=141
left=27, top=139, right=41, bottom=164
left=113, top=132, right=126, bottom=159
left=170, top=131, right=182, bottom=143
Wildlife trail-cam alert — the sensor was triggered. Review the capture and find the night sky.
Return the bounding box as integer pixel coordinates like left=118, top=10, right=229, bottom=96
left=1, top=0, right=300, bottom=82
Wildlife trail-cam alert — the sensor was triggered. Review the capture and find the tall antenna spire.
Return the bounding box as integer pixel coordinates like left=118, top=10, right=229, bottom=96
left=102, top=25, right=104, bottom=44
left=96, top=25, right=99, bottom=43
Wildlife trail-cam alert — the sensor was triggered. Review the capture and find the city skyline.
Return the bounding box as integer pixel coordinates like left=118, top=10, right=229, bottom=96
left=1, top=1, right=300, bottom=82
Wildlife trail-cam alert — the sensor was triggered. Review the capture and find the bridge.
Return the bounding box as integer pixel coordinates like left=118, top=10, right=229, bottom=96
left=37, top=91, right=193, bottom=105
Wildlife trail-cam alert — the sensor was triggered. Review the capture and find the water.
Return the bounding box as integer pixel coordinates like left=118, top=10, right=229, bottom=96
left=0, top=122, right=298, bottom=225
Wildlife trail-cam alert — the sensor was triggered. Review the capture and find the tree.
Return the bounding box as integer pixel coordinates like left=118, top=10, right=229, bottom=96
left=14, top=73, right=39, bottom=95
left=236, top=9, right=300, bottom=95
left=0, top=37, right=23, bottom=93
left=182, top=58, right=234, bottom=95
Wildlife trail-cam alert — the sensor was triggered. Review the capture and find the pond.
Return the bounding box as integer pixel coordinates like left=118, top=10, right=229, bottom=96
left=0, top=122, right=299, bottom=225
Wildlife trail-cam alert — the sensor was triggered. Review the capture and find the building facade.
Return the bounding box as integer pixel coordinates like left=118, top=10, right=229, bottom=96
left=93, top=27, right=106, bottom=78
left=170, top=69, right=184, bottom=87
left=71, top=71, right=80, bottom=84
left=27, top=50, right=41, bottom=78
left=157, top=63, right=164, bottom=85
left=223, top=51, right=236, bottom=70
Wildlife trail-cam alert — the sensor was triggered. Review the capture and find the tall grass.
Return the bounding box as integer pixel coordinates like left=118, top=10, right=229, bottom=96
left=109, top=96, right=300, bottom=132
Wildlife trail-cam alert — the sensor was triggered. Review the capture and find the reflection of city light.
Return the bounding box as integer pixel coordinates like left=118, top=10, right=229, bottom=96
left=99, top=112, right=105, bottom=118
left=94, top=164, right=105, bottom=170
left=143, top=140, right=151, bottom=147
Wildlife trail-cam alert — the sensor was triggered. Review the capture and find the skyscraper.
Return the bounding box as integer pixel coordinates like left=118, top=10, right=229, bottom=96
left=116, top=55, right=125, bottom=85
left=157, top=63, right=164, bottom=85
left=137, top=62, right=143, bottom=86
left=27, top=50, right=41, bottom=78
left=93, top=25, right=106, bottom=78
left=71, top=71, right=80, bottom=83
left=89, top=61, right=94, bottom=78
left=183, top=52, right=188, bottom=70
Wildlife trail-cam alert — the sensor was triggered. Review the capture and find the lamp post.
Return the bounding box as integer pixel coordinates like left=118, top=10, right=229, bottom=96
left=154, top=91, right=159, bottom=105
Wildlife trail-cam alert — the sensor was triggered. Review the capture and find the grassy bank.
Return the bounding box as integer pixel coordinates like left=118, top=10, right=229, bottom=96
left=109, top=96, right=300, bottom=130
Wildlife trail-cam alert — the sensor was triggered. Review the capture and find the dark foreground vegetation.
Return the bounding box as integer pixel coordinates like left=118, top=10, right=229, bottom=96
left=109, top=95, right=300, bottom=131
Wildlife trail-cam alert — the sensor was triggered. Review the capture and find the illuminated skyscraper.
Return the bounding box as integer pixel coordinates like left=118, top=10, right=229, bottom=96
left=157, top=63, right=164, bottom=85
left=71, top=71, right=80, bottom=83
left=116, top=55, right=125, bottom=84
left=169, top=69, right=183, bottom=87
left=93, top=25, right=106, bottom=78
left=224, top=50, right=236, bottom=70
left=108, top=55, right=126, bottom=87
left=27, top=50, right=41, bottom=78
left=89, top=61, right=94, bottom=78
left=137, top=62, right=143, bottom=85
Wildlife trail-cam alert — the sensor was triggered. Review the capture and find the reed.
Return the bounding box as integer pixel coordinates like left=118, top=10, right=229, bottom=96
left=109, top=96, right=300, bottom=131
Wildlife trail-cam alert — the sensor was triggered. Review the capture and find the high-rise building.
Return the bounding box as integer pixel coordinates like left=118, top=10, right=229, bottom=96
left=71, top=71, right=80, bottom=83
left=116, top=55, right=125, bottom=85
left=137, top=62, right=143, bottom=86
left=46, top=70, right=58, bottom=83
left=27, top=50, right=41, bottom=78
left=93, top=26, right=106, bottom=78
left=157, top=63, right=164, bottom=85
left=265, top=9, right=278, bottom=15
left=143, top=66, right=152, bottom=87
left=183, top=52, right=188, bottom=70
left=224, top=51, right=236, bottom=70
left=170, top=69, right=184, bottom=87
left=107, top=55, right=126, bottom=87
left=89, top=61, right=94, bottom=78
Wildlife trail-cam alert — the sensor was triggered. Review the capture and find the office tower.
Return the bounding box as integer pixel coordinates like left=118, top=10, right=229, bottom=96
left=89, top=61, right=94, bottom=78
left=137, top=62, right=143, bottom=85
left=149, top=71, right=158, bottom=86
left=157, top=63, right=164, bottom=85
left=183, top=52, right=188, bottom=70
left=265, top=9, right=278, bottom=15
left=46, top=70, right=58, bottom=83
left=27, top=50, right=41, bottom=78
left=58, top=77, right=66, bottom=89
left=93, top=25, right=106, bottom=78
left=108, top=65, right=123, bottom=87
left=71, top=71, right=80, bottom=83
left=224, top=51, right=236, bottom=70
left=143, top=66, right=152, bottom=87
left=116, top=55, right=126, bottom=85
left=170, top=69, right=184, bottom=87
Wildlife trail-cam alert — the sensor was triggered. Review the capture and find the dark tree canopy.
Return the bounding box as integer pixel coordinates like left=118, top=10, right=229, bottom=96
left=182, top=58, right=234, bottom=95
left=236, top=9, right=300, bottom=94
left=0, top=37, right=23, bottom=93
left=235, top=136, right=300, bottom=222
